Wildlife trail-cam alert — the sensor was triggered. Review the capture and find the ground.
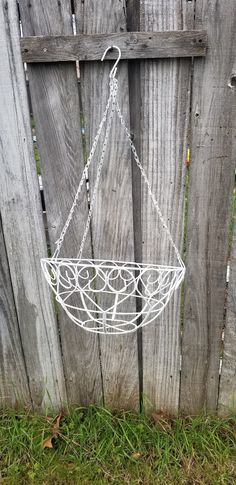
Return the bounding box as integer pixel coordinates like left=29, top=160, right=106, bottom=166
left=0, top=406, right=236, bottom=484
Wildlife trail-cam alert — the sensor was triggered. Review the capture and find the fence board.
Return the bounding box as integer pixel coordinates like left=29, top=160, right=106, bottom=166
left=0, top=217, right=31, bottom=407
left=183, top=0, right=195, bottom=30
left=19, top=0, right=103, bottom=405
left=218, top=219, right=236, bottom=415
left=0, top=0, right=66, bottom=408
left=20, top=30, right=207, bottom=63
left=180, top=0, right=236, bottom=414
left=141, top=1, right=191, bottom=414
left=76, top=0, right=140, bottom=410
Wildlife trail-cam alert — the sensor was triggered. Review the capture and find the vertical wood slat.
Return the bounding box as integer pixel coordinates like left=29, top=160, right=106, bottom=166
left=19, top=0, right=103, bottom=406
left=141, top=1, right=192, bottom=414
left=76, top=0, right=140, bottom=410
left=0, top=217, right=30, bottom=407
left=180, top=0, right=236, bottom=414
left=0, top=0, right=66, bottom=408
left=219, top=220, right=236, bottom=415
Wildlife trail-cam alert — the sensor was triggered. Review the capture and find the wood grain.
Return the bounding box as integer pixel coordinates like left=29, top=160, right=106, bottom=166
left=219, top=222, right=236, bottom=415
left=180, top=0, right=236, bottom=414
left=76, top=0, right=140, bottom=410
left=0, top=216, right=31, bottom=407
left=141, top=0, right=192, bottom=414
left=182, top=0, right=196, bottom=30
left=0, top=0, right=66, bottom=408
left=19, top=0, right=103, bottom=405
left=20, top=30, right=207, bottom=63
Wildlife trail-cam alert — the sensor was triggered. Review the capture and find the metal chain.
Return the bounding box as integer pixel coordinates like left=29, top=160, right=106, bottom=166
left=77, top=79, right=118, bottom=258
left=115, top=102, right=184, bottom=268
left=53, top=79, right=115, bottom=259
left=53, top=69, right=184, bottom=268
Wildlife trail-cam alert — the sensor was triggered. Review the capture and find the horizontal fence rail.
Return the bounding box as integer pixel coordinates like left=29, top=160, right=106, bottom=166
left=20, top=30, right=207, bottom=62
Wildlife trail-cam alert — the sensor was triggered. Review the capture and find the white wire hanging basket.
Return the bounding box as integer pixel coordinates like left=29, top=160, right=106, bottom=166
left=41, top=46, right=185, bottom=335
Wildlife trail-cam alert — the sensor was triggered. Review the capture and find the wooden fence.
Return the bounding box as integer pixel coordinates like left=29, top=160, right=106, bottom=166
left=0, top=0, right=236, bottom=415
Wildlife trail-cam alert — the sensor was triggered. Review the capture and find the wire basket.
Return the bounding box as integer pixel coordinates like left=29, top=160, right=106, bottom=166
left=41, top=46, right=185, bottom=335
left=41, top=259, right=184, bottom=334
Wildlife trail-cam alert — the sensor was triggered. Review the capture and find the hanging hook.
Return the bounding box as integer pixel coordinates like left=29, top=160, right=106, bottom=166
left=101, top=45, right=121, bottom=78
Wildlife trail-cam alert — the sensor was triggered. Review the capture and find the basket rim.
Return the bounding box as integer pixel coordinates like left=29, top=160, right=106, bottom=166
left=41, top=257, right=185, bottom=272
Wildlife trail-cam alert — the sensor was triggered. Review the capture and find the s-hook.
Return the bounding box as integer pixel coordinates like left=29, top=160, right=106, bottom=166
left=101, top=45, right=121, bottom=78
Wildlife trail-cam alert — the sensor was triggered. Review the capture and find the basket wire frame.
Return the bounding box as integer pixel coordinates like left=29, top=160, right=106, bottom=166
left=41, top=46, right=185, bottom=335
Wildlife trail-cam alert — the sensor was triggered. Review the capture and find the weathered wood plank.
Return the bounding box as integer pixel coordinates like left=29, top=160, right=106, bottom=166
left=19, top=0, right=103, bottom=405
left=141, top=0, right=192, bottom=414
left=180, top=0, right=236, bottom=414
left=0, top=0, right=66, bottom=408
left=76, top=0, right=140, bottom=410
left=20, top=31, right=207, bottom=62
left=182, top=0, right=196, bottom=30
left=219, top=220, right=236, bottom=415
left=0, top=216, right=31, bottom=408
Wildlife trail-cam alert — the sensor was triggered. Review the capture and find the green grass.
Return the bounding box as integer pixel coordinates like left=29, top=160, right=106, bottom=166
left=0, top=407, right=236, bottom=484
